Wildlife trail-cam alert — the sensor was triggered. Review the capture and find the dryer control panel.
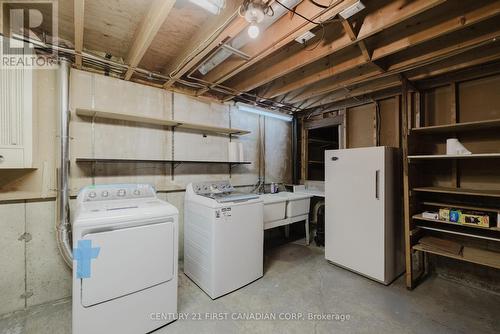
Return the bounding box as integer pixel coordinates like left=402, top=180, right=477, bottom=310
left=192, top=181, right=235, bottom=195
left=78, top=184, right=156, bottom=202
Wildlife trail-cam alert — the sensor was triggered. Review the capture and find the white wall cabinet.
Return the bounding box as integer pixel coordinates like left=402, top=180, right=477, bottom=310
left=0, top=66, right=36, bottom=168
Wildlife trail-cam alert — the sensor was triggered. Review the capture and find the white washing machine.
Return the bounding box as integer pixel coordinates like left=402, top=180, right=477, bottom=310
left=72, top=184, right=178, bottom=334
left=184, top=181, right=263, bottom=299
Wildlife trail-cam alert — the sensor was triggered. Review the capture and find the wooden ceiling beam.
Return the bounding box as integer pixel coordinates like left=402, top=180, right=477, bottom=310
left=123, top=0, right=176, bottom=81
left=340, top=19, right=357, bottom=41
left=371, top=0, right=500, bottom=61
left=291, top=28, right=500, bottom=103
left=74, top=0, right=85, bottom=69
left=308, top=43, right=500, bottom=110
left=308, top=75, right=402, bottom=108
left=224, top=0, right=444, bottom=94
left=276, top=5, right=500, bottom=101
left=198, top=0, right=359, bottom=91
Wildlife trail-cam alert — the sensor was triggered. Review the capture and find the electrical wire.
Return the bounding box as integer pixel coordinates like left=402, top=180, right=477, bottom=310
left=304, top=24, right=326, bottom=51
left=309, top=0, right=329, bottom=9
left=275, top=0, right=323, bottom=25
left=274, top=0, right=341, bottom=25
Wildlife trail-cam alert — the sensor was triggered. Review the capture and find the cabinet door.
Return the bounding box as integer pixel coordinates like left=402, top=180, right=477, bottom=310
left=0, top=65, right=33, bottom=168
left=325, top=147, right=385, bottom=281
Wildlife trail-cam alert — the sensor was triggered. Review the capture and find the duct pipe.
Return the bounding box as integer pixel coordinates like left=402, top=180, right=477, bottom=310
left=56, top=58, right=73, bottom=267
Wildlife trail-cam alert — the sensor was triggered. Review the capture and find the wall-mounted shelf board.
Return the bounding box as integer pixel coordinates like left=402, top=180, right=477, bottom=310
left=410, top=118, right=500, bottom=134
left=76, top=158, right=251, bottom=165
left=413, top=242, right=500, bottom=269
left=308, top=139, right=338, bottom=145
left=413, top=214, right=500, bottom=232
left=416, top=225, right=500, bottom=242
left=422, top=201, right=500, bottom=213
left=408, top=153, right=500, bottom=161
left=75, top=108, right=251, bottom=136
left=413, top=187, right=500, bottom=198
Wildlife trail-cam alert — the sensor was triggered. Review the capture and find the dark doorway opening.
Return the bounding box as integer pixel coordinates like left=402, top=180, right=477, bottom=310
left=307, top=126, right=339, bottom=181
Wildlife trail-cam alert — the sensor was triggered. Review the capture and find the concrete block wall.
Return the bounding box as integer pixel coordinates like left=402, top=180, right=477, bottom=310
left=0, top=69, right=291, bottom=316
left=0, top=200, right=71, bottom=315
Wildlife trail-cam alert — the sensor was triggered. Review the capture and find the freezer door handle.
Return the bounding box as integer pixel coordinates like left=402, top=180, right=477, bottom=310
left=331, top=156, right=338, bottom=161
left=375, top=170, right=380, bottom=200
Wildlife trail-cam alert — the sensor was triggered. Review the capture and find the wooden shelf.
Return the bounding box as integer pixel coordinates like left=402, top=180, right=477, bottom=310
left=413, top=187, right=500, bottom=198
left=308, top=138, right=338, bottom=145
left=308, top=160, right=325, bottom=164
left=413, top=214, right=500, bottom=232
left=75, top=108, right=251, bottom=136
left=422, top=201, right=500, bottom=213
left=76, top=158, right=251, bottom=165
left=408, top=153, right=500, bottom=161
left=413, top=243, right=500, bottom=270
left=410, top=118, right=500, bottom=134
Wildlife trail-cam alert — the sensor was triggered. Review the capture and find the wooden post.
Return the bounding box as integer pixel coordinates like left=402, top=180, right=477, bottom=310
left=401, top=79, right=413, bottom=289
left=450, top=82, right=460, bottom=188
left=374, top=102, right=379, bottom=146
left=300, top=120, right=308, bottom=183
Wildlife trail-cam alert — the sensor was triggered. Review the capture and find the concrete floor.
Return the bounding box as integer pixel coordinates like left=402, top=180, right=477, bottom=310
left=1, top=242, right=499, bottom=334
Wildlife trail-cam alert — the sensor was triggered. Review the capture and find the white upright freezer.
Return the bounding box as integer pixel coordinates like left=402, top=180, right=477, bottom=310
left=324, top=146, right=404, bottom=285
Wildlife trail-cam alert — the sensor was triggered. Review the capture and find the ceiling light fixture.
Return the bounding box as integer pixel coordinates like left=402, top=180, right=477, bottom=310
left=237, top=103, right=293, bottom=122
left=241, top=0, right=273, bottom=39
left=189, top=0, right=225, bottom=15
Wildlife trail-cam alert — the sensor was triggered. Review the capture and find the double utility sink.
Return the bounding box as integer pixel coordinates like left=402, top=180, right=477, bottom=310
left=259, top=192, right=312, bottom=244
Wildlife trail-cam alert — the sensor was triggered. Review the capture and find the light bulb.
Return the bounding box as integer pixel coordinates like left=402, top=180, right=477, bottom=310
left=248, top=24, right=259, bottom=39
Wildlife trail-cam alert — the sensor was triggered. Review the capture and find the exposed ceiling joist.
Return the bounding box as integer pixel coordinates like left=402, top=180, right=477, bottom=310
left=306, top=39, right=500, bottom=109
left=309, top=52, right=500, bottom=113
left=341, top=19, right=370, bottom=61
left=416, top=58, right=500, bottom=90
left=294, top=28, right=500, bottom=104
left=197, top=0, right=359, bottom=93
left=123, top=0, right=176, bottom=80
left=225, top=0, right=444, bottom=94
left=74, top=0, right=85, bottom=69
left=371, top=0, right=500, bottom=61
left=285, top=13, right=500, bottom=102
left=340, top=19, right=357, bottom=41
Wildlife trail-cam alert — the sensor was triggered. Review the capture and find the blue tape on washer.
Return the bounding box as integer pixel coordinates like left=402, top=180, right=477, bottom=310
left=74, top=240, right=100, bottom=279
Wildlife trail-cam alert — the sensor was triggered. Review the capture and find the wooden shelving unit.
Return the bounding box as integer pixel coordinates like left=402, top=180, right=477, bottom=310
left=413, top=243, right=500, bottom=270
left=75, top=108, right=251, bottom=136
left=408, top=153, right=500, bottom=161
left=413, top=214, right=500, bottom=232
left=402, top=83, right=500, bottom=289
left=421, top=201, right=500, bottom=213
left=409, top=118, right=500, bottom=134
left=413, top=187, right=500, bottom=198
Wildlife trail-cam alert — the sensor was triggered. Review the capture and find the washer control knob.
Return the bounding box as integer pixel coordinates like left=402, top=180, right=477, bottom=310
left=101, top=191, right=109, bottom=197
left=134, top=189, right=140, bottom=196
left=118, top=189, right=126, bottom=197
left=88, top=191, right=96, bottom=198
